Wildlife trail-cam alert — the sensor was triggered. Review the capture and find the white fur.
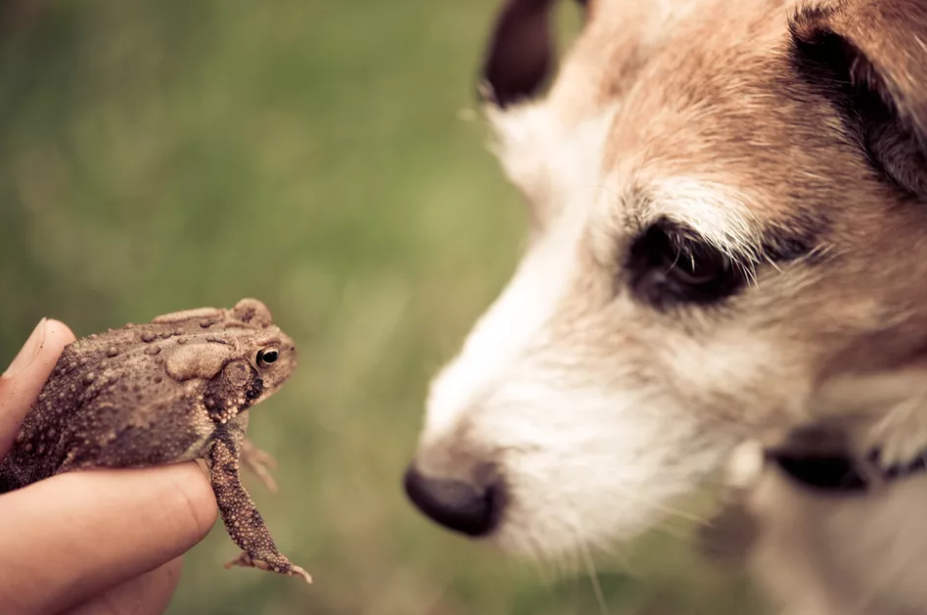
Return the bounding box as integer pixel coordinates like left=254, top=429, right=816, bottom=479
left=747, top=470, right=927, bottom=615
left=422, top=218, right=582, bottom=444
left=425, top=327, right=735, bottom=558
left=411, top=2, right=927, bottom=614
left=423, top=100, right=606, bottom=446
left=418, top=102, right=747, bottom=558
left=645, top=178, right=764, bottom=265
left=485, top=101, right=616, bottom=214
left=423, top=103, right=618, bottom=445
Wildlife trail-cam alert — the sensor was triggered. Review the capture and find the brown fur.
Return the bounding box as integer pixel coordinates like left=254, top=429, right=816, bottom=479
left=526, top=0, right=927, bottom=419
left=411, top=2, right=927, bottom=612
left=551, top=1, right=927, bottom=612
left=488, top=0, right=927, bottom=437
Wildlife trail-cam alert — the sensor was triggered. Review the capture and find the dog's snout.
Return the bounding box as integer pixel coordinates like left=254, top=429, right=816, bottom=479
left=403, top=464, right=503, bottom=537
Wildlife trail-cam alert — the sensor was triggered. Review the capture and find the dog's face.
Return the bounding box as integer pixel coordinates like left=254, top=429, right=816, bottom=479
left=406, top=0, right=927, bottom=560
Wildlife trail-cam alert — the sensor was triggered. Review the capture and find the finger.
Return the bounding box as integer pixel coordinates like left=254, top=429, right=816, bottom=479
left=0, top=462, right=217, bottom=615
left=0, top=319, right=76, bottom=458
left=64, top=558, right=184, bottom=615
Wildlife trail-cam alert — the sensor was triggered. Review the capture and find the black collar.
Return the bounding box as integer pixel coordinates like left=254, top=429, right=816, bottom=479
left=767, top=447, right=927, bottom=493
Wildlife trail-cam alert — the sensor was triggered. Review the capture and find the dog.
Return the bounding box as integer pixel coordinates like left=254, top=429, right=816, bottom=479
left=403, top=0, right=927, bottom=613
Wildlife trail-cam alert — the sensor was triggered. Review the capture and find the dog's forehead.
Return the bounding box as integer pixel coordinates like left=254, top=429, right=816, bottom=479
left=601, top=7, right=794, bottom=173
left=495, top=0, right=900, bottom=265
left=586, top=2, right=860, bottom=240
left=554, top=0, right=798, bottom=106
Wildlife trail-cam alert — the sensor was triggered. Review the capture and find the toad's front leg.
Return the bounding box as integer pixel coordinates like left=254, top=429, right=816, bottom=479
left=242, top=437, right=279, bottom=493
left=207, top=434, right=311, bottom=583
left=233, top=412, right=279, bottom=493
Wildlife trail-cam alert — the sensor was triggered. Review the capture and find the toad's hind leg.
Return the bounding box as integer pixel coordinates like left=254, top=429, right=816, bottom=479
left=207, top=435, right=311, bottom=583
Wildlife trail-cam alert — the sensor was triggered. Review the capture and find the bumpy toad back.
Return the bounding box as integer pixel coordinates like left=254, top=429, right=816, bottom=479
left=0, top=298, right=311, bottom=582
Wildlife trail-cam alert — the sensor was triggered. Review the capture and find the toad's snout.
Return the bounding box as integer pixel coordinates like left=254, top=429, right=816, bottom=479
left=403, top=464, right=506, bottom=537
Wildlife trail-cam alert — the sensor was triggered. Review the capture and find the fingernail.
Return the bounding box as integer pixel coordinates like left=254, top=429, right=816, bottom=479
left=3, top=318, right=48, bottom=378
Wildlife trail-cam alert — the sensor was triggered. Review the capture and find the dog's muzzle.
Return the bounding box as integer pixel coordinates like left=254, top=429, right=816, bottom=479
left=403, top=464, right=505, bottom=537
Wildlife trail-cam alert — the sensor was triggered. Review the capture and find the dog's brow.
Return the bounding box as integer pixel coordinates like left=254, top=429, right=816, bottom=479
left=637, top=178, right=821, bottom=266
left=640, top=178, right=765, bottom=262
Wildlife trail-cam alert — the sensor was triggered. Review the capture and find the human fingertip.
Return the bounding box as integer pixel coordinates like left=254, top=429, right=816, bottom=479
left=2, top=318, right=48, bottom=379
left=1, top=318, right=75, bottom=382
left=43, top=319, right=77, bottom=345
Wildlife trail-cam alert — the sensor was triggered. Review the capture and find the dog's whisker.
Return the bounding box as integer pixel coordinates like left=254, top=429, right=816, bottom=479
left=763, top=253, right=783, bottom=273
left=598, top=539, right=635, bottom=577
left=578, top=534, right=612, bottom=615
left=619, top=488, right=709, bottom=527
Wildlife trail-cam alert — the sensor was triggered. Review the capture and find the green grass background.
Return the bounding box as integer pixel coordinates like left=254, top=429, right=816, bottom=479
left=0, top=1, right=769, bottom=613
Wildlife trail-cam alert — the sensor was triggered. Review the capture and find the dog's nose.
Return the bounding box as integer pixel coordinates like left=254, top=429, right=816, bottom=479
left=403, top=464, right=503, bottom=537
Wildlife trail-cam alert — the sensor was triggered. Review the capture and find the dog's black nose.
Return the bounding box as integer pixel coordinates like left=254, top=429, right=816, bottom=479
left=403, top=464, right=503, bottom=537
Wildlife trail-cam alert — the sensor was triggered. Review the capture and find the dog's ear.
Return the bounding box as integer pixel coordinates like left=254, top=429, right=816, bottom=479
left=790, top=1, right=927, bottom=197
left=479, top=0, right=587, bottom=108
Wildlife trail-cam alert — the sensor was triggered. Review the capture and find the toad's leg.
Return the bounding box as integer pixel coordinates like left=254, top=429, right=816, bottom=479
left=234, top=412, right=279, bottom=493
left=241, top=437, right=279, bottom=493
left=207, top=434, right=311, bottom=583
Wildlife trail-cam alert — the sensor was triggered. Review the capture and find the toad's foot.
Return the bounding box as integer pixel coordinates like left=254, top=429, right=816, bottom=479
left=224, top=551, right=312, bottom=583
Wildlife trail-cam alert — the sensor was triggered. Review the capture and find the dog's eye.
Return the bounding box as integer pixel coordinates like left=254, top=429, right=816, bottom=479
left=628, top=222, right=745, bottom=308
left=660, top=241, right=731, bottom=286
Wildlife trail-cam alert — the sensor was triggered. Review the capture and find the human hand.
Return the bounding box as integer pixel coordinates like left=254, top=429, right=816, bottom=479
left=0, top=319, right=219, bottom=615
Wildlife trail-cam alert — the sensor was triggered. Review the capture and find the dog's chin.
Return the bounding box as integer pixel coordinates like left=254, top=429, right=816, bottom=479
left=469, top=439, right=745, bottom=566
left=479, top=483, right=689, bottom=564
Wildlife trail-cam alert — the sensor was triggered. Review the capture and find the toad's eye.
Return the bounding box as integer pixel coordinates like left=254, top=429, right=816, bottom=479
left=256, top=348, right=279, bottom=367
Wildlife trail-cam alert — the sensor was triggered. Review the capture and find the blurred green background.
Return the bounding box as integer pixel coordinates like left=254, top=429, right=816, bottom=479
left=0, top=1, right=768, bottom=613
